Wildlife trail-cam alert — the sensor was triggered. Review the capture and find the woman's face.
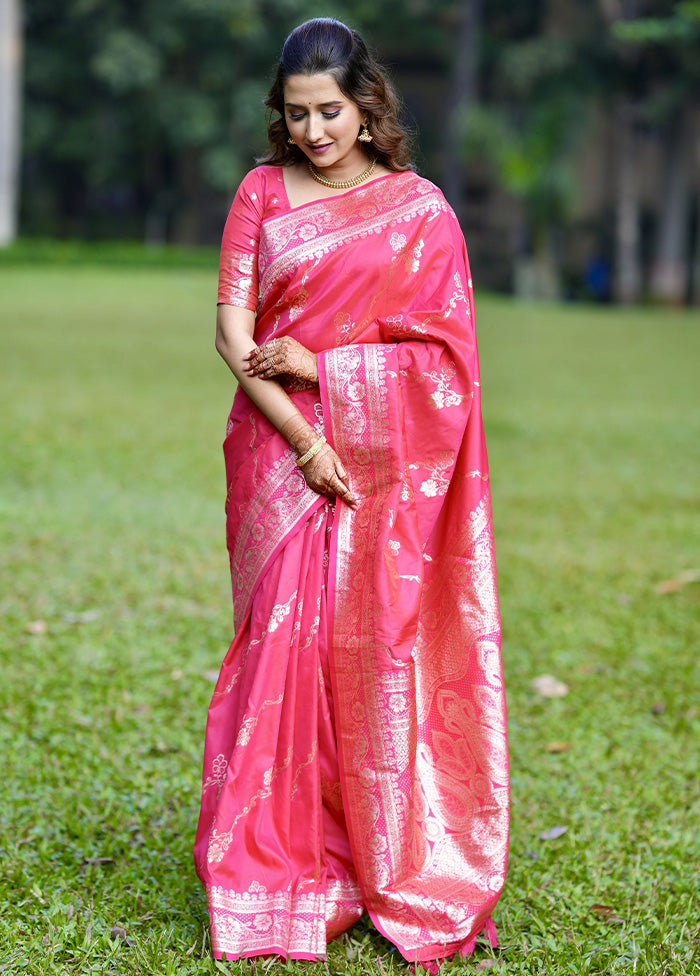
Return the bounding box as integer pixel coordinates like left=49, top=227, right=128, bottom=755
left=283, top=73, right=367, bottom=173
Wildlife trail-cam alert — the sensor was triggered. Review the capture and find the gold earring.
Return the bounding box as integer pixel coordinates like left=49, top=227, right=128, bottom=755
left=358, top=121, right=373, bottom=143
left=287, top=136, right=295, bottom=145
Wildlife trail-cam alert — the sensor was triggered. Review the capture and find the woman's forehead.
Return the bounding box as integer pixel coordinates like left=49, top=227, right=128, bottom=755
left=283, top=73, right=346, bottom=105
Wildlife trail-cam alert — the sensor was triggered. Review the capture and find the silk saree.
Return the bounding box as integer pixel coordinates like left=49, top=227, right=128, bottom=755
left=194, top=166, right=509, bottom=965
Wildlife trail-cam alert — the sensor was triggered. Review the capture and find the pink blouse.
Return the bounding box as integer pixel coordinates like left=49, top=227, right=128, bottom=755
left=217, top=166, right=290, bottom=309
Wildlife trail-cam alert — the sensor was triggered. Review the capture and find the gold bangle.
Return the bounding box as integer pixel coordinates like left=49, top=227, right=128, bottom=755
left=296, top=435, right=326, bottom=467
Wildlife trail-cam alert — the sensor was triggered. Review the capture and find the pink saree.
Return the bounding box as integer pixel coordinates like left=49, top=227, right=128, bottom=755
left=194, top=166, right=509, bottom=965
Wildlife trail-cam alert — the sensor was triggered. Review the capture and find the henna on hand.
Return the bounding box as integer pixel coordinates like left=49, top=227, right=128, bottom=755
left=279, top=413, right=318, bottom=457
left=278, top=414, right=357, bottom=509
left=301, top=444, right=358, bottom=509
left=245, top=336, right=318, bottom=384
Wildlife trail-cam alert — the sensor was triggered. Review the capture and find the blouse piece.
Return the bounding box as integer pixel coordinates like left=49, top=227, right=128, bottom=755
left=217, top=167, right=289, bottom=309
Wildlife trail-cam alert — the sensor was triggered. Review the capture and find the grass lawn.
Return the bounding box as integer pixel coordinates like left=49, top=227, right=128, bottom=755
left=1, top=260, right=699, bottom=975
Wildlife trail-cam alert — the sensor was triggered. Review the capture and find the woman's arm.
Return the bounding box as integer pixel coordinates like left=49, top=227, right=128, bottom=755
left=215, top=304, right=357, bottom=507
left=215, top=303, right=302, bottom=433
left=244, top=335, right=318, bottom=384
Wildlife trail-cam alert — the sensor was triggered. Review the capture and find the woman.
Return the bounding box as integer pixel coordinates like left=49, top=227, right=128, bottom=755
left=194, top=18, right=509, bottom=967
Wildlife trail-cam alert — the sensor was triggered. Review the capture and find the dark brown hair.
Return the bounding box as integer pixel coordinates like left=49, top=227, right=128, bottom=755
left=258, top=18, right=413, bottom=171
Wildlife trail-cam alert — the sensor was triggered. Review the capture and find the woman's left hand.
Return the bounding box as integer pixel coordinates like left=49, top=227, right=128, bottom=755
left=244, top=337, right=318, bottom=384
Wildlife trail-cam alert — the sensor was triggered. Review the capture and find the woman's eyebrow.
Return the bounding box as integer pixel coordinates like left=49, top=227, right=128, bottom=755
left=285, top=100, right=344, bottom=109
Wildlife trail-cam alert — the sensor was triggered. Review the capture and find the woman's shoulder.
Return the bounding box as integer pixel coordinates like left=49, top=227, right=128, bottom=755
left=236, top=164, right=285, bottom=199
left=388, top=171, right=457, bottom=224
left=402, top=170, right=448, bottom=201
left=382, top=169, right=448, bottom=207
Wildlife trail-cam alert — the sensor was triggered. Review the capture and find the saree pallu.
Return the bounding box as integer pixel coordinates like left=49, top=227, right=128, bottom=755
left=194, top=171, right=509, bottom=964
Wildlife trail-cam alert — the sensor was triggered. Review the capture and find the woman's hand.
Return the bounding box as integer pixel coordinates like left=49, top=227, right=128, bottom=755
left=279, top=413, right=357, bottom=509
left=301, top=443, right=358, bottom=509
left=244, top=337, right=318, bottom=384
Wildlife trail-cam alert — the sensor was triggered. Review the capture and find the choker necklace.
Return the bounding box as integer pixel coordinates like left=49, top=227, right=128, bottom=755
left=308, top=157, right=376, bottom=190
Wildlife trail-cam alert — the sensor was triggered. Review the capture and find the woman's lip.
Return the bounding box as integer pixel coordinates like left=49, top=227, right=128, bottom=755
left=309, top=143, right=332, bottom=154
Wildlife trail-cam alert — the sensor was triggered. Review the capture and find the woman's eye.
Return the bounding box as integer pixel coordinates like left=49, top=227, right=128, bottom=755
left=323, top=111, right=340, bottom=119
left=289, top=114, right=304, bottom=122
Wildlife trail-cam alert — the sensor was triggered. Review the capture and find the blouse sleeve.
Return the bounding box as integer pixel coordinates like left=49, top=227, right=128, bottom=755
left=217, top=169, right=264, bottom=310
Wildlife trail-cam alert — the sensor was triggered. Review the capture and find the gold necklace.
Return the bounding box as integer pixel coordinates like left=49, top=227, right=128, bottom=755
left=308, top=157, right=376, bottom=190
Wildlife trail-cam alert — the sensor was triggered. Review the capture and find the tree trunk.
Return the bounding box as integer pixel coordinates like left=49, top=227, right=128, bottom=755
left=0, top=0, right=22, bottom=246
left=442, top=0, right=481, bottom=220
left=650, top=107, right=692, bottom=304
left=613, top=99, right=642, bottom=304
left=693, top=191, right=700, bottom=307
left=171, top=148, right=204, bottom=244
left=598, top=0, right=644, bottom=303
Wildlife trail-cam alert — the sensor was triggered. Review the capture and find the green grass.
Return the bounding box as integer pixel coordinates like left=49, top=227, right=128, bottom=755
left=1, top=261, right=699, bottom=975
left=0, top=238, right=219, bottom=269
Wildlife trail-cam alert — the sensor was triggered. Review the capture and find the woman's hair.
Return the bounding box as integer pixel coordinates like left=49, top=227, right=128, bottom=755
left=258, top=18, right=413, bottom=171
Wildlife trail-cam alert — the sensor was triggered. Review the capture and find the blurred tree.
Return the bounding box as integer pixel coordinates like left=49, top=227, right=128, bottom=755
left=597, top=0, right=646, bottom=304
left=0, top=0, right=22, bottom=245
left=22, top=0, right=361, bottom=241
left=597, top=0, right=700, bottom=304
left=17, top=0, right=699, bottom=304
left=440, top=0, right=482, bottom=215
left=20, top=0, right=473, bottom=243
left=458, top=2, right=592, bottom=297
left=611, top=1, right=700, bottom=303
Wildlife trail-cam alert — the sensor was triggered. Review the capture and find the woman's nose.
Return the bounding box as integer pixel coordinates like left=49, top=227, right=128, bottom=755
left=306, top=114, right=323, bottom=142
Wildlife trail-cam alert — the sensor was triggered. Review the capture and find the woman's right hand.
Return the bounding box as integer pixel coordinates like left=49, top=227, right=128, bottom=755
left=301, top=442, right=358, bottom=509
left=280, top=412, right=357, bottom=509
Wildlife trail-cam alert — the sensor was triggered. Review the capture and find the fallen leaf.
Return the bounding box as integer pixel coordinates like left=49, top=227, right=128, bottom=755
left=650, top=702, right=665, bottom=715
left=109, top=924, right=136, bottom=946
left=531, top=674, right=569, bottom=698
left=655, top=569, right=700, bottom=594
left=202, top=670, right=219, bottom=683
left=539, top=824, right=568, bottom=841
left=545, top=740, right=571, bottom=753
left=25, top=619, right=48, bottom=635
left=477, top=961, right=496, bottom=971
left=656, top=579, right=682, bottom=594
left=170, top=668, right=184, bottom=681
left=590, top=903, right=624, bottom=923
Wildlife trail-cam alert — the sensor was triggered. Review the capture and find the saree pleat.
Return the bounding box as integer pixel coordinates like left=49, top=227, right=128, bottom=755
left=194, top=505, right=364, bottom=959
